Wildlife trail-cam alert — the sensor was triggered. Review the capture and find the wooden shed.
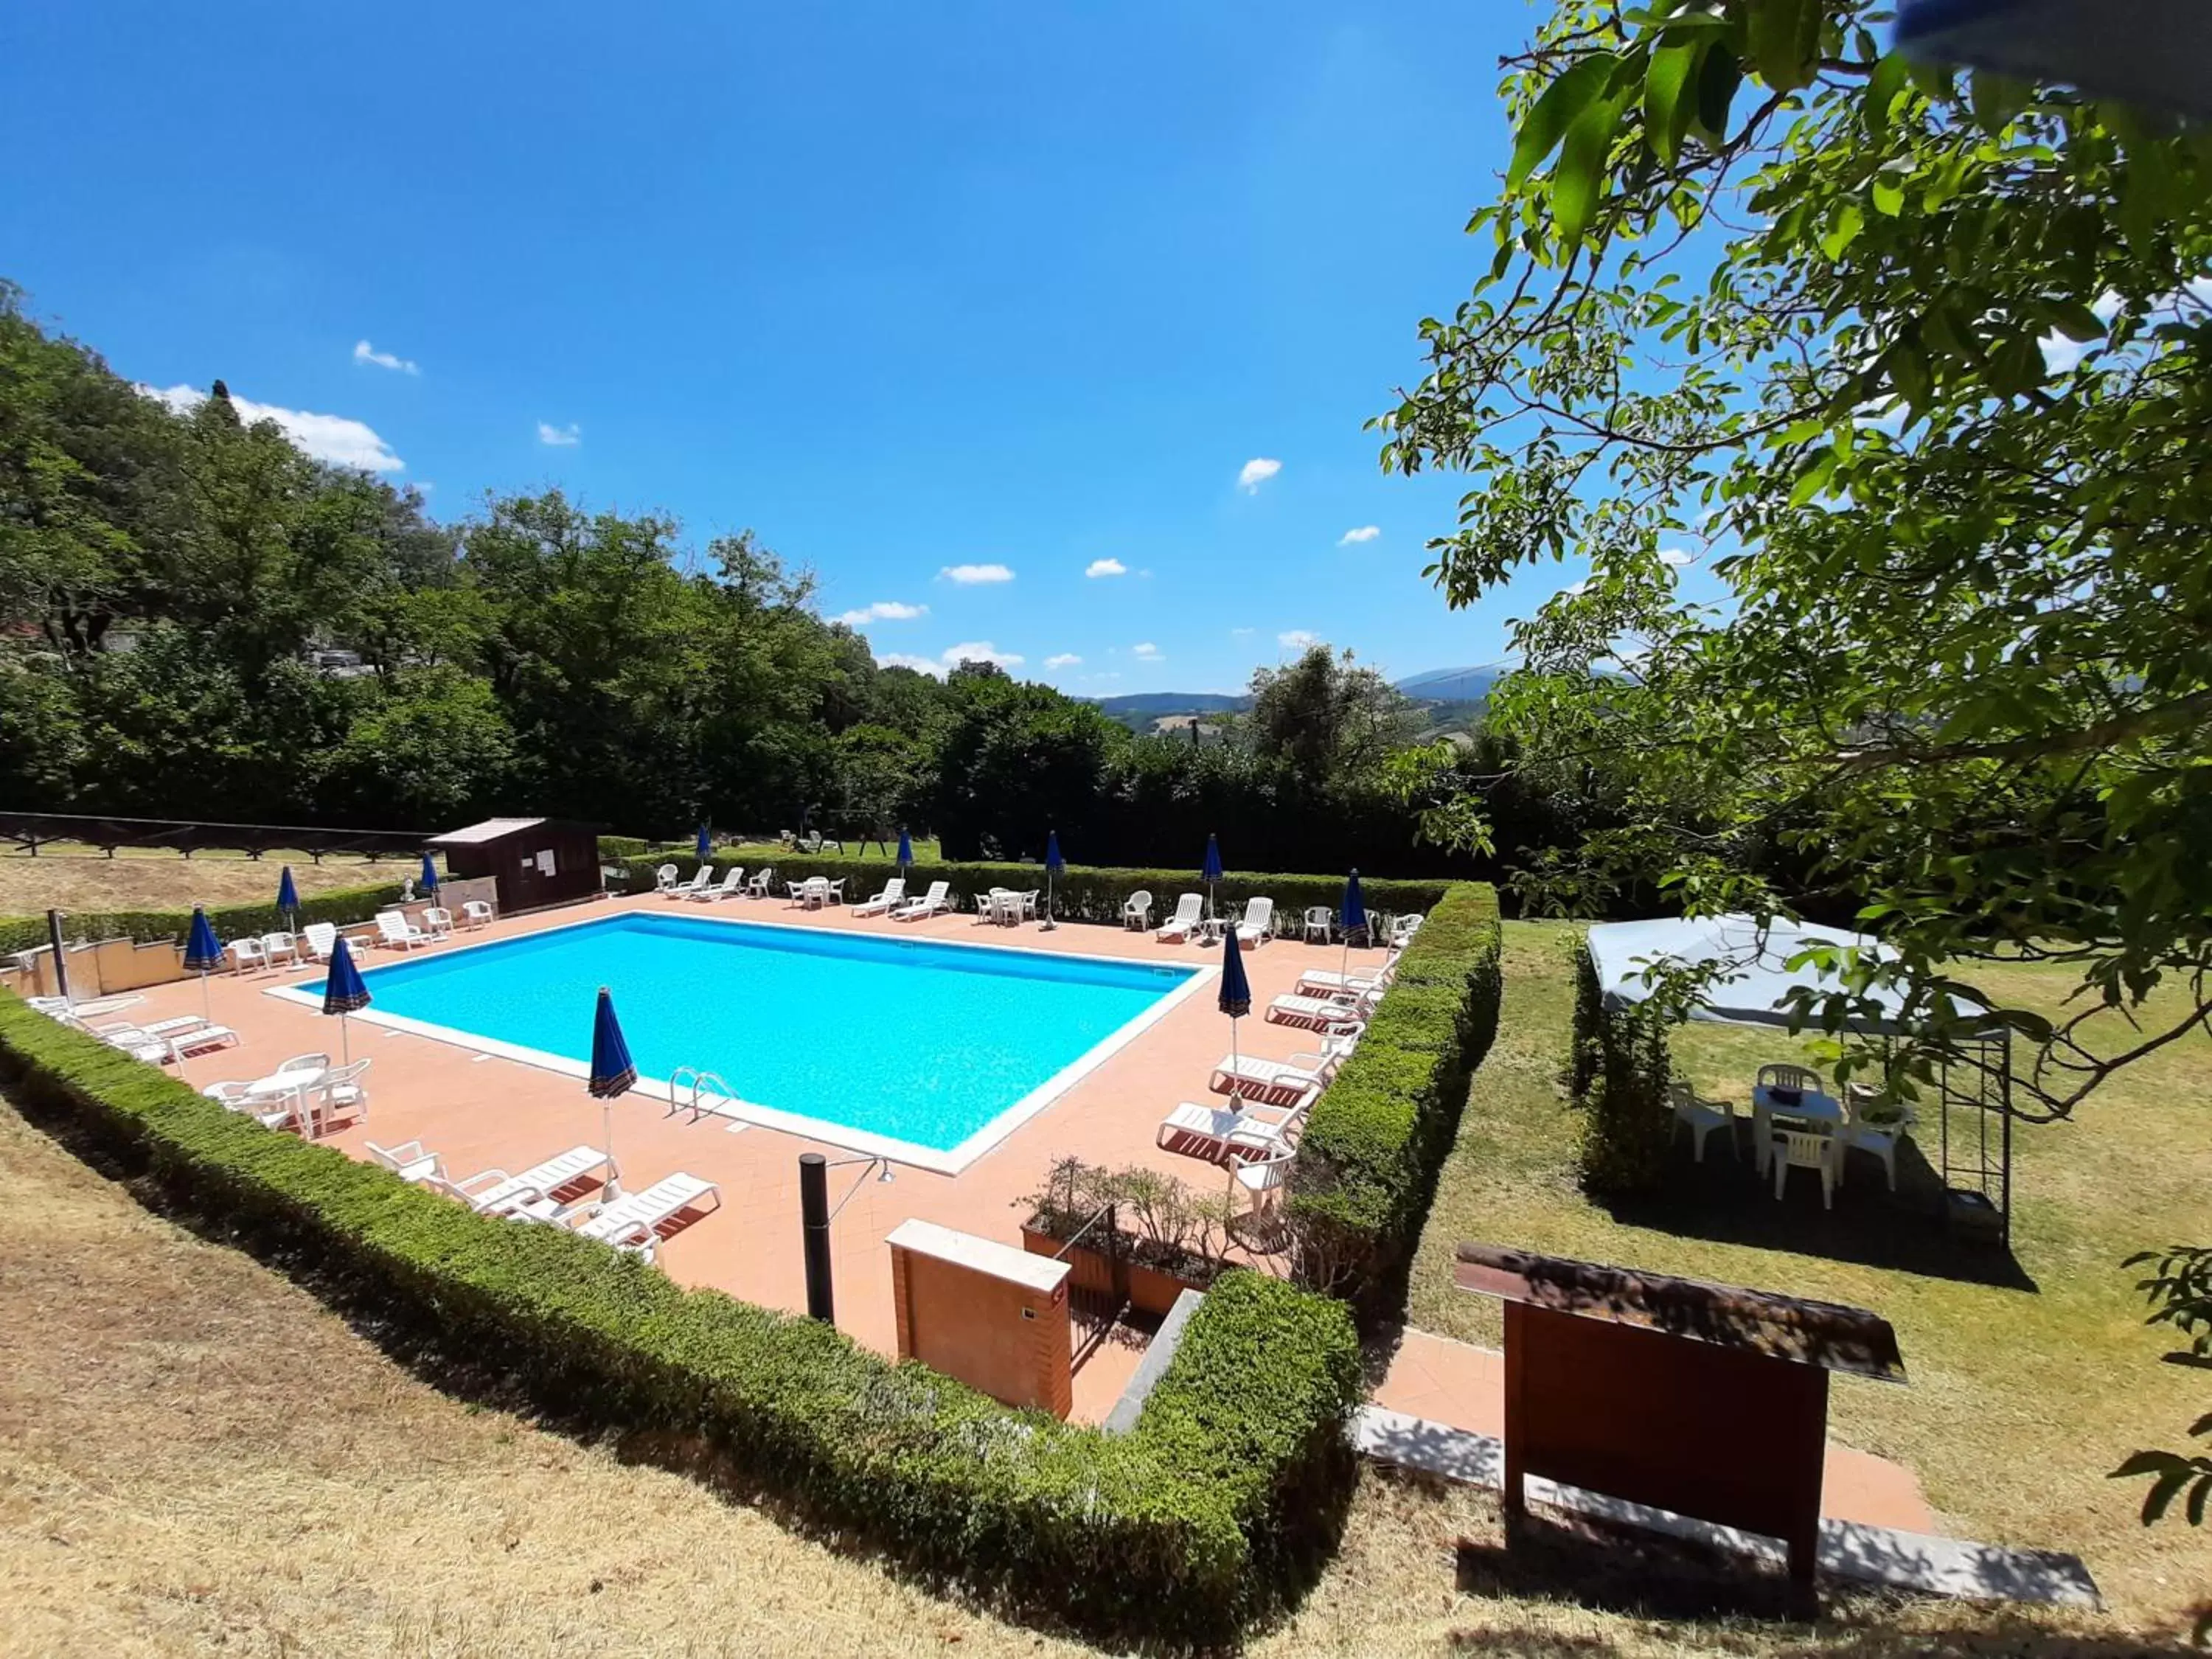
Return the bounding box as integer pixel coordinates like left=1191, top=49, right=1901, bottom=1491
left=427, top=818, right=606, bottom=916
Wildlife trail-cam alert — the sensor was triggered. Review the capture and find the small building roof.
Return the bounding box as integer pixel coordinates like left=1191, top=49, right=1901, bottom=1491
left=1455, top=1242, right=1907, bottom=1382
left=428, top=817, right=605, bottom=847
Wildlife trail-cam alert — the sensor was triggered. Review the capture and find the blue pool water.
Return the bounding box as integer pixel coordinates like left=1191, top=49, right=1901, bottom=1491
left=304, top=914, right=1197, bottom=1154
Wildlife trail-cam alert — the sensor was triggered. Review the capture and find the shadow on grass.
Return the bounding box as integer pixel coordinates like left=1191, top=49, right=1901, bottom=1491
left=1605, top=1122, right=2037, bottom=1293
left=1447, top=1503, right=2192, bottom=1657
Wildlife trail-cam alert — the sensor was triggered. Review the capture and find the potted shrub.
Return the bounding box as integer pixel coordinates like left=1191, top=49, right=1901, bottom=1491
left=1018, top=1158, right=1231, bottom=1315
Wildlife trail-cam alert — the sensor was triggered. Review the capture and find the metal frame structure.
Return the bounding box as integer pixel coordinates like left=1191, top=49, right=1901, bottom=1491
left=0, top=810, right=431, bottom=862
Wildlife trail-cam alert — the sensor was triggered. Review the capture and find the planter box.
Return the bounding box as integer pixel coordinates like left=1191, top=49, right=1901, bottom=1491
left=1020, top=1224, right=1210, bottom=1315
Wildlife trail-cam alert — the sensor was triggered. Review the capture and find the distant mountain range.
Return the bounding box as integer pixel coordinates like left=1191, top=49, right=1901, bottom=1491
left=1087, top=664, right=1512, bottom=732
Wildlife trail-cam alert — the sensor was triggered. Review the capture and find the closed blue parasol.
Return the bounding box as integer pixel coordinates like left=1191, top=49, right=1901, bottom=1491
left=897, top=826, right=914, bottom=872
left=322, top=934, right=370, bottom=1062
left=1201, top=832, right=1223, bottom=920
left=588, top=986, right=635, bottom=1197
left=276, top=866, right=299, bottom=931
left=696, top=824, right=712, bottom=863
left=589, top=986, right=636, bottom=1098
left=1340, top=868, right=1368, bottom=983
left=1219, top=923, right=1252, bottom=1090
left=419, top=852, right=439, bottom=902
left=183, top=904, right=224, bottom=1020
left=1042, top=830, right=1064, bottom=931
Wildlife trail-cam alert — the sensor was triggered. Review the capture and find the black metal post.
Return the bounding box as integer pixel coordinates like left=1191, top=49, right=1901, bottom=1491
left=46, top=909, right=69, bottom=1003
left=800, top=1152, right=834, bottom=1323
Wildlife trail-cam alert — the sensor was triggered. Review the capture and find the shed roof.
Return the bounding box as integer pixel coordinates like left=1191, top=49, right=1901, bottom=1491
left=428, top=818, right=605, bottom=846
left=1454, top=1242, right=1907, bottom=1382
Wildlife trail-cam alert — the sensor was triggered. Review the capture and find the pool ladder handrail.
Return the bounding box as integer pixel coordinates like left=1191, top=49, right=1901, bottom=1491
left=667, top=1065, right=738, bottom=1124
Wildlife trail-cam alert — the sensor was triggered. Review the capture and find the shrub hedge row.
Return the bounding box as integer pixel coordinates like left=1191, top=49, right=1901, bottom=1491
left=0, top=997, right=1360, bottom=1644
left=0, top=880, right=411, bottom=959
left=616, top=851, right=1453, bottom=931
left=1287, top=883, right=1503, bottom=1317
left=1566, top=934, right=1675, bottom=1195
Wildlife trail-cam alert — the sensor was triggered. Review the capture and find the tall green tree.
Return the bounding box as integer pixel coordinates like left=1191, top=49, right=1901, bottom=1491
left=1380, top=0, right=2212, bottom=1117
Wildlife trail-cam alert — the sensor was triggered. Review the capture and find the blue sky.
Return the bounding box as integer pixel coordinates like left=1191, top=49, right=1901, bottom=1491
left=0, top=1, right=1703, bottom=694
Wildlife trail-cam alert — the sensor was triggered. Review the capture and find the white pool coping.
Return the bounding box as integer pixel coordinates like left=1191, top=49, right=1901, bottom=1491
left=265, top=905, right=1217, bottom=1175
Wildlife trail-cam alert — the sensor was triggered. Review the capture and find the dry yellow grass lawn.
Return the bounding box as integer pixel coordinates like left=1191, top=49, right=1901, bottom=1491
left=0, top=1091, right=2187, bottom=1658
left=0, top=847, right=398, bottom=917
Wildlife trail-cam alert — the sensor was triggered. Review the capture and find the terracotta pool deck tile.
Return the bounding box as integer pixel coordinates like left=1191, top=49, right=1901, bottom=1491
left=1374, top=1328, right=1938, bottom=1533
left=126, top=891, right=1358, bottom=1425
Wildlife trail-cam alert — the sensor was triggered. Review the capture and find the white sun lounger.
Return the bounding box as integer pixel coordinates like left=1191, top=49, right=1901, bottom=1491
left=1296, top=952, right=1401, bottom=998
left=665, top=865, right=713, bottom=899
left=300, top=922, right=341, bottom=962
left=852, top=877, right=906, bottom=917
left=1267, top=987, right=1381, bottom=1029
left=1209, top=1031, right=1360, bottom=1105
left=571, top=1172, right=722, bottom=1259
left=1235, top=896, right=1276, bottom=945
left=1155, top=893, right=1204, bottom=942
left=688, top=865, right=745, bottom=902
left=103, top=1021, right=240, bottom=1061
left=891, top=880, right=950, bottom=922
left=375, top=910, right=430, bottom=950
left=366, top=1138, right=446, bottom=1183
left=443, top=1144, right=616, bottom=1214
left=1157, top=1095, right=1308, bottom=1161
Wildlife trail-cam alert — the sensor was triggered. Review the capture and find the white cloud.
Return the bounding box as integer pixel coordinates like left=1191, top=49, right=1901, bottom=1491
left=140, top=383, right=403, bottom=471
left=1237, top=457, right=1281, bottom=493
left=1278, top=629, right=1319, bottom=650
left=1131, top=641, right=1162, bottom=661
left=1337, top=525, right=1380, bottom=546
left=1564, top=579, right=1592, bottom=597
left=834, top=600, right=928, bottom=627
left=538, top=421, right=581, bottom=447
left=1229, top=626, right=1256, bottom=637
left=1084, top=557, right=1127, bottom=578
left=874, top=652, right=943, bottom=677
left=942, top=640, right=1023, bottom=669
left=352, top=338, right=418, bottom=375
left=1044, top=653, right=1082, bottom=669
left=940, top=562, right=1014, bottom=585
left=1658, top=546, right=1694, bottom=567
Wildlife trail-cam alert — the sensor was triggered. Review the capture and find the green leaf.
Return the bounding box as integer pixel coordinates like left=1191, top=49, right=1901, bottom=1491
left=2041, top=299, right=2107, bottom=344
left=1970, top=69, right=2031, bottom=132
left=1863, top=52, right=1907, bottom=138
left=1871, top=173, right=1906, bottom=217
left=1693, top=46, right=1742, bottom=141
left=1820, top=201, right=1864, bottom=260
left=1509, top=53, right=1618, bottom=191
left=1644, top=43, right=1701, bottom=167
left=1747, top=0, right=1817, bottom=93
left=1553, top=94, right=1626, bottom=257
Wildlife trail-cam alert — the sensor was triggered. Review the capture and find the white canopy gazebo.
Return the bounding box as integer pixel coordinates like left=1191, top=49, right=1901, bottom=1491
left=1587, top=914, right=2012, bottom=1245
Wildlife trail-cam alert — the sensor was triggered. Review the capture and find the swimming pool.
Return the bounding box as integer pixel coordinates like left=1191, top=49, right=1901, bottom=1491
left=277, top=912, right=1206, bottom=1170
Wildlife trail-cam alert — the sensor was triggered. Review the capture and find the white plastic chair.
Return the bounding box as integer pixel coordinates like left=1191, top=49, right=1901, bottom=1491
left=366, top=1138, right=444, bottom=1183
left=1228, top=1140, right=1297, bottom=1224
left=653, top=863, right=680, bottom=892
left=462, top=900, right=494, bottom=928
left=1771, top=1127, right=1839, bottom=1207
left=261, top=931, right=299, bottom=967
left=1669, top=1081, right=1736, bottom=1164
left=1302, top=906, right=1333, bottom=945
left=747, top=867, right=776, bottom=898
left=308, top=1059, right=372, bottom=1133
left=1121, top=889, right=1153, bottom=931
left=228, top=936, right=269, bottom=975
left=1838, top=1085, right=1914, bottom=1192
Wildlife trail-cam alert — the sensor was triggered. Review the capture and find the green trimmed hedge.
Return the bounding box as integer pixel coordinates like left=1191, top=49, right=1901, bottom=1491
left=596, top=835, right=652, bottom=859
left=0, top=997, right=1360, bottom=1644
left=1287, top=884, right=1503, bottom=1316
left=0, top=880, right=410, bottom=958
left=616, top=851, right=1452, bottom=931
left=1566, top=934, right=1674, bottom=1195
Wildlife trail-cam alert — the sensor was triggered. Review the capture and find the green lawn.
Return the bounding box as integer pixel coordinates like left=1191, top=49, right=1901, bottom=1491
left=1406, top=920, right=2209, bottom=1631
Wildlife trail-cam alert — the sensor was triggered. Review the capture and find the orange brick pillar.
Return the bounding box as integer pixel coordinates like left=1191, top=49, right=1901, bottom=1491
left=886, top=1219, right=1074, bottom=1418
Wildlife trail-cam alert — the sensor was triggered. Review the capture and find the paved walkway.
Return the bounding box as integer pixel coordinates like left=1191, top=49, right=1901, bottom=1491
left=1374, top=1326, right=1937, bottom=1533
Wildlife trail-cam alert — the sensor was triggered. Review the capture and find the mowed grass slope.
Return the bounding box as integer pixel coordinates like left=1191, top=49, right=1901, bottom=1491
left=1407, top=921, right=2211, bottom=1635
left=1, top=1081, right=2177, bottom=1656
left=0, top=846, right=398, bottom=917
